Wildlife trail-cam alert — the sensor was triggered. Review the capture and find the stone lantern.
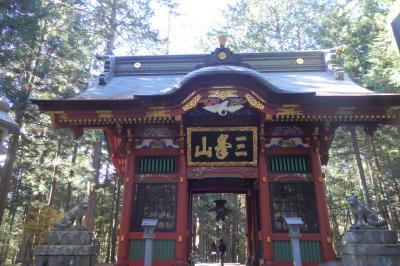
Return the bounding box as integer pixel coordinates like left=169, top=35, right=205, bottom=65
left=208, top=199, right=232, bottom=221
left=0, top=99, right=18, bottom=154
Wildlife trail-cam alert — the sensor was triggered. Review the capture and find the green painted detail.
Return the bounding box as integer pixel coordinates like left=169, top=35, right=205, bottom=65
left=258, top=240, right=263, bottom=258
left=273, top=240, right=321, bottom=262
left=128, top=240, right=175, bottom=260
left=137, top=157, right=177, bottom=173
left=268, top=156, right=310, bottom=173
left=129, top=239, right=145, bottom=260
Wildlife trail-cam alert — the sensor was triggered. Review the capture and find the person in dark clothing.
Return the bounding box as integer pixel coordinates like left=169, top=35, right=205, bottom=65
left=217, top=239, right=226, bottom=266
left=211, top=241, right=218, bottom=262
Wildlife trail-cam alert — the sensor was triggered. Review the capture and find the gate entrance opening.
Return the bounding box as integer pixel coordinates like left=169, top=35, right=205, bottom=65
left=189, top=178, right=257, bottom=265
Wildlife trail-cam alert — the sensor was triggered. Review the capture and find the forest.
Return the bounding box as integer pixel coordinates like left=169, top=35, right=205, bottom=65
left=0, top=0, right=399, bottom=264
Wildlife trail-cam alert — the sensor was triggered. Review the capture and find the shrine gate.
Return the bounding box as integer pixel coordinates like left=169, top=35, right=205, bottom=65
left=34, top=40, right=400, bottom=266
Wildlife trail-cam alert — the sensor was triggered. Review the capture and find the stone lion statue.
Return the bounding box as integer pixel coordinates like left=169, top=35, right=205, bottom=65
left=348, top=195, right=386, bottom=230
left=54, top=198, right=89, bottom=230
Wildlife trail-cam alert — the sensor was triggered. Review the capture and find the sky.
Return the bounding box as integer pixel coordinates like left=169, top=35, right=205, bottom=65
left=115, top=0, right=237, bottom=55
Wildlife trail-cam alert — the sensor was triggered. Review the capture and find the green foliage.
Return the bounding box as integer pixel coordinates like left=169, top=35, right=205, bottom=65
left=202, top=0, right=338, bottom=52
left=0, top=0, right=161, bottom=264
left=23, top=206, right=63, bottom=245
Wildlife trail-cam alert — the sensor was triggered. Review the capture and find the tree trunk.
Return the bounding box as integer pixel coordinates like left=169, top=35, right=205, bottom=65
left=110, top=176, right=121, bottom=262
left=370, top=136, right=399, bottom=229
left=231, top=195, right=238, bottom=262
left=64, top=142, right=78, bottom=212
left=198, top=195, right=205, bottom=259
left=0, top=128, right=22, bottom=225
left=47, top=137, right=62, bottom=206
left=383, top=146, right=400, bottom=202
left=86, top=133, right=103, bottom=231
left=105, top=163, right=114, bottom=263
left=349, top=127, right=372, bottom=208
left=15, top=202, right=34, bottom=265
left=105, top=0, right=118, bottom=54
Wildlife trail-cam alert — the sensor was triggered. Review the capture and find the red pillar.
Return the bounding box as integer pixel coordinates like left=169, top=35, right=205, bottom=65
left=310, top=143, right=336, bottom=262
left=115, top=155, right=134, bottom=266
left=258, top=149, right=273, bottom=264
left=175, top=136, right=188, bottom=265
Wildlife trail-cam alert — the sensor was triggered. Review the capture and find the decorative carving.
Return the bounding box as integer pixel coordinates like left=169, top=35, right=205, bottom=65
left=337, top=107, right=355, bottom=115
left=50, top=111, right=68, bottom=122
left=194, top=44, right=252, bottom=69
left=202, top=99, right=244, bottom=116
left=182, top=94, right=201, bottom=111
left=145, top=106, right=171, bottom=118
left=187, top=166, right=258, bottom=179
left=54, top=198, right=89, bottom=230
left=181, top=91, right=197, bottom=105
left=142, top=127, right=173, bottom=138
left=207, top=89, right=238, bottom=100
left=265, top=137, right=309, bottom=148
left=269, top=173, right=309, bottom=182
left=250, top=90, right=266, bottom=103
left=348, top=195, right=387, bottom=230
left=135, top=138, right=179, bottom=149
left=276, top=105, right=303, bottom=116
left=270, top=126, right=304, bottom=136
left=386, top=106, right=400, bottom=116
left=245, top=93, right=264, bottom=111
left=96, top=110, right=113, bottom=119
left=136, top=174, right=176, bottom=182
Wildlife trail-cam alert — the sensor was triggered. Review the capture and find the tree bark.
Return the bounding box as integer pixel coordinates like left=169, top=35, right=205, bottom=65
left=47, top=137, right=62, bottom=206
left=0, top=128, right=22, bottom=225
left=349, top=127, right=372, bottom=208
left=196, top=195, right=203, bottom=259
left=383, top=146, right=400, bottom=202
left=105, top=0, right=117, bottom=55
left=86, top=133, right=103, bottom=231
left=15, top=202, right=34, bottom=265
left=370, top=136, right=399, bottom=228
left=110, top=175, right=121, bottom=262
left=64, top=142, right=79, bottom=212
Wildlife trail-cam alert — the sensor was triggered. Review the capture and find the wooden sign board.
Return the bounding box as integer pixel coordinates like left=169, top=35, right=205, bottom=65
left=187, top=127, right=258, bottom=166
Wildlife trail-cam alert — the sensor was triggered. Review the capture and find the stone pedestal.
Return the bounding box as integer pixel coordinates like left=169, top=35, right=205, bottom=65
left=33, top=230, right=98, bottom=266
left=341, top=230, right=400, bottom=266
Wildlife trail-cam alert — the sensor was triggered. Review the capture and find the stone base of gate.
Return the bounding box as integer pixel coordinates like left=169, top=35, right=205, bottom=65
left=33, top=230, right=98, bottom=266
left=341, top=230, right=400, bottom=266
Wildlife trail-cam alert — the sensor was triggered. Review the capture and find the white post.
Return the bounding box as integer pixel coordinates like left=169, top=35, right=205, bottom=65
left=284, top=217, right=304, bottom=266
left=142, top=219, right=158, bottom=266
